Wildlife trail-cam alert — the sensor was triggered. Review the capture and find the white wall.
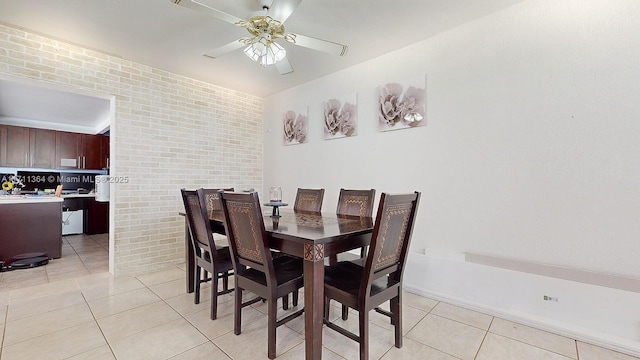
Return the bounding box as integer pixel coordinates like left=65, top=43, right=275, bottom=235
left=263, top=0, right=640, bottom=277
left=263, top=0, right=640, bottom=353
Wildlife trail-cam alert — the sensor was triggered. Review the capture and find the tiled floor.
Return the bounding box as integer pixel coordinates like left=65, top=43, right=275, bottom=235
left=0, top=233, right=109, bottom=291
left=1, top=252, right=639, bottom=359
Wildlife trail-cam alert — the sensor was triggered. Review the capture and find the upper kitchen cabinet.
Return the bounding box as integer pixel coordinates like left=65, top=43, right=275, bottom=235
left=30, top=128, right=57, bottom=168
left=84, top=134, right=109, bottom=170
left=0, top=125, right=56, bottom=168
left=55, top=131, right=109, bottom=170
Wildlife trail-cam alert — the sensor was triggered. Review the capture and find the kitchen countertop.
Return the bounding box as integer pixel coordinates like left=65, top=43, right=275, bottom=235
left=61, top=193, right=96, bottom=198
left=0, top=195, right=64, bottom=204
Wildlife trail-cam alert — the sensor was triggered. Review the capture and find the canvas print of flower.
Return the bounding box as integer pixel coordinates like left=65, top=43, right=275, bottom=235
left=378, top=76, right=426, bottom=131
left=283, top=108, right=308, bottom=145
left=323, top=94, right=357, bottom=139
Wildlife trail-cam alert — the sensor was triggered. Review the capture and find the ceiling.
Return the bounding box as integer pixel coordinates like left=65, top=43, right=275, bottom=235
left=0, top=0, right=526, bottom=97
left=0, top=78, right=111, bottom=134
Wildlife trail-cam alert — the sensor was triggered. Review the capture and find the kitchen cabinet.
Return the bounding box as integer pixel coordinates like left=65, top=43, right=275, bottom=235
left=30, top=128, right=57, bottom=168
left=56, top=132, right=109, bottom=170
left=0, top=125, right=56, bottom=168
left=84, top=134, right=109, bottom=170
left=84, top=198, right=109, bottom=234
left=55, top=131, right=82, bottom=169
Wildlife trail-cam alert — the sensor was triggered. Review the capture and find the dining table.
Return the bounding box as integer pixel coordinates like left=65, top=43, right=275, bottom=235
left=181, top=208, right=374, bottom=360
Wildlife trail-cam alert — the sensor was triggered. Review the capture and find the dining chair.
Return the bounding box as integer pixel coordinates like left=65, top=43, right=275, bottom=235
left=201, top=188, right=234, bottom=288
left=332, top=188, right=377, bottom=319
left=293, top=188, right=325, bottom=213
left=220, top=191, right=305, bottom=359
left=323, top=192, right=421, bottom=360
left=334, top=188, right=376, bottom=259
left=180, top=188, right=234, bottom=320
left=201, top=187, right=234, bottom=212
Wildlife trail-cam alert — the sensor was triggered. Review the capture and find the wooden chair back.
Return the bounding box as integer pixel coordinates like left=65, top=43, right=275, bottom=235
left=219, top=191, right=276, bottom=285
left=360, top=192, right=421, bottom=298
left=293, top=188, right=325, bottom=213
left=180, top=188, right=222, bottom=262
left=336, top=188, right=376, bottom=217
left=201, top=188, right=234, bottom=212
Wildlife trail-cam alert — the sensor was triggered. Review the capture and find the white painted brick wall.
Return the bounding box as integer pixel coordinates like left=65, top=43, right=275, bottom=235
left=0, top=24, right=264, bottom=275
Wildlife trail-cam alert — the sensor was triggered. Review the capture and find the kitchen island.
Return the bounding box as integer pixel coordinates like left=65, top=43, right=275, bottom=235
left=0, top=196, right=63, bottom=263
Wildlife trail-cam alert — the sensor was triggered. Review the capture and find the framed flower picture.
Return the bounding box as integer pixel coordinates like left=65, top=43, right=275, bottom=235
left=323, top=93, right=358, bottom=139
left=283, top=107, right=308, bottom=145
left=378, top=76, right=426, bottom=131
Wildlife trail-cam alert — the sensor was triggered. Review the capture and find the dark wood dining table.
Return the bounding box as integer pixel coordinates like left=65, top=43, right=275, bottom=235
left=182, top=208, right=374, bottom=360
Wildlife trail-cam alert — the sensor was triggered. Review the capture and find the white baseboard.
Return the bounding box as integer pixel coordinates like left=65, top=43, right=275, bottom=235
left=404, top=252, right=640, bottom=358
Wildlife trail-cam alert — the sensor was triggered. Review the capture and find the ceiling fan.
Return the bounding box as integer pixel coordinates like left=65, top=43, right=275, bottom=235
left=171, top=0, right=348, bottom=75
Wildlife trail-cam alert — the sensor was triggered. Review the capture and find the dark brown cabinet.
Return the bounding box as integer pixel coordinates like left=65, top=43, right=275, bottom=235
left=0, top=125, right=56, bottom=168
left=29, top=128, right=57, bottom=168
left=55, top=132, right=109, bottom=170
left=55, top=131, right=82, bottom=169
left=84, top=198, right=109, bottom=234
left=83, top=134, right=109, bottom=170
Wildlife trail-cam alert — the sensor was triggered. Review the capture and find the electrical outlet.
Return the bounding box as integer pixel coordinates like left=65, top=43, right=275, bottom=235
left=543, top=295, right=559, bottom=302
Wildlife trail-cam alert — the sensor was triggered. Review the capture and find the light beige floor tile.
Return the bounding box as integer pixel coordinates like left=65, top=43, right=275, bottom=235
left=577, top=341, right=640, bottom=360
left=185, top=298, right=264, bottom=340
left=322, top=312, right=397, bottom=360
left=279, top=342, right=346, bottom=360
left=65, top=345, right=116, bottom=360
left=97, top=301, right=182, bottom=342
left=430, top=302, right=493, bottom=330
left=4, top=302, right=95, bottom=346
left=47, top=269, right=93, bottom=282
left=135, top=267, right=185, bottom=287
left=372, top=300, right=429, bottom=335
left=110, top=318, right=208, bottom=360
left=1, top=321, right=107, bottom=360
left=380, top=336, right=459, bottom=360
left=149, top=278, right=191, bottom=300
left=0, top=304, right=7, bottom=324
left=8, top=278, right=79, bottom=302
left=0, top=267, right=46, bottom=283
left=168, top=342, right=231, bottom=360
left=45, top=257, right=85, bottom=271
left=0, top=290, right=10, bottom=306
left=80, top=276, right=146, bottom=301
left=477, top=333, right=574, bottom=360
left=407, top=314, right=486, bottom=360
left=6, top=289, right=84, bottom=322
left=213, top=317, right=303, bottom=360
left=88, top=287, right=161, bottom=319
left=165, top=291, right=213, bottom=317
left=403, top=291, right=439, bottom=312
left=490, top=317, right=577, bottom=358
left=1, top=277, right=50, bottom=291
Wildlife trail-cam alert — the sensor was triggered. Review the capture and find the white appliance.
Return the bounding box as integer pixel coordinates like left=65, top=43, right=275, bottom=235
left=95, top=175, right=110, bottom=202
left=62, top=210, right=83, bottom=235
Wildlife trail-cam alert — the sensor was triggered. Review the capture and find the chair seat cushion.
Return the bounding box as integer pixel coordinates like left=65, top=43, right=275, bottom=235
left=324, top=261, right=399, bottom=298
left=242, top=256, right=303, bottom=286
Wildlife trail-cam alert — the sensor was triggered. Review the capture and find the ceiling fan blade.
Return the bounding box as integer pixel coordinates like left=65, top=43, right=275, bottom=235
left=284, top=33, right=348, bottom=56
left=267, top=0, right=302, bottom=23
left=172, top=0, right=244, bottom=25
left=275, top=57, right=294, bottom=75
left=203, top=40, right=246, bottom=59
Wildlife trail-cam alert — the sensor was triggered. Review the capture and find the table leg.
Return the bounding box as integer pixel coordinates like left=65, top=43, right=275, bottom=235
left=304, top=244, right=324, bottom=360
left=184, top=216, right=194, bottom=293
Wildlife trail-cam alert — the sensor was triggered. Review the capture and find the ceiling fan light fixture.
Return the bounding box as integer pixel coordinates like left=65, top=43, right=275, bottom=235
left=243, top=35, right=286, bottom=67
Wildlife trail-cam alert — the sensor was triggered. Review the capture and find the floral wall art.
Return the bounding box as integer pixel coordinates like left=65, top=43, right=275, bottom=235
left=282, top=107, right=308, bottom=145
left=323, top=94, right=358, bottom=139
left=378, top=76, right=426, bottom=131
